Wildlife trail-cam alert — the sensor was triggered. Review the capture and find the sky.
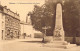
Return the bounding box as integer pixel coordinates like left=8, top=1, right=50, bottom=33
left=1, top=0, right=45, bottom=22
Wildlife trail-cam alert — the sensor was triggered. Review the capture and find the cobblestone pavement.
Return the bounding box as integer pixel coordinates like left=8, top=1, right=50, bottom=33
left=0, top=38, right=80, bottom=51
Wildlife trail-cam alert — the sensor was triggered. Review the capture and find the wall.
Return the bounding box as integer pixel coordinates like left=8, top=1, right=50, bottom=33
left=0, top=13, right=2, bottom=40
left=20, top=24, right=34, bottom=38
left=65, top=37, right=80, bottom=45
left=0, top=8, right=5, bottom=40
left=34, top=33, right=43, bottom=38
left=5, top=15, right=20, bottom=39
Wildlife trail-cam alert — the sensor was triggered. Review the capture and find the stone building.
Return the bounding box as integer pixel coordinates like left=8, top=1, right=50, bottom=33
left=0, top=5, right=20, bottom=40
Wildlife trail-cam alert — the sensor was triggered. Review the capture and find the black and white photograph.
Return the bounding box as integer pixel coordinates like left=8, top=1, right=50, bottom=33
left=0, top=0, right=80, bottom=51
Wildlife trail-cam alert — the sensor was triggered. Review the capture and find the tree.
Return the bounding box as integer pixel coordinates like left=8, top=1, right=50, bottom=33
left=28, top=0, right=80, bottom=37
left=63, top=0, right=79, bottom=37
left=29, top=2, right=56, bottom=36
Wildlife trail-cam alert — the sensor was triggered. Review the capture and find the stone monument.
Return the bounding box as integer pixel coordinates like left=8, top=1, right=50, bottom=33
left=43, top=3, right=77, bottom=49
left=53, top=3, right=64, bottom=41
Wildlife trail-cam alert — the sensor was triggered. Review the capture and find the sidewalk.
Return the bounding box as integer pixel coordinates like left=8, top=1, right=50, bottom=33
left=16, top=38, right=42, bottom=41
left=0, top=39, right=17, bottom=45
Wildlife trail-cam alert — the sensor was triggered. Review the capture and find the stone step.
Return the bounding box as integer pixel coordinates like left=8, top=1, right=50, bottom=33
left=50, top=41, right=68, bottom=45
left=43, top=44, right=66, bottom=48
left=43, top=43, right=77, bottom=49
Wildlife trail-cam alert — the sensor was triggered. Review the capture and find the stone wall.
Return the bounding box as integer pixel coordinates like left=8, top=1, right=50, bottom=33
left=65, top=37, right=80, bottom=45
left=34, top=33, right=43, bottom=38
left=5, top=14, right=20, bottom=39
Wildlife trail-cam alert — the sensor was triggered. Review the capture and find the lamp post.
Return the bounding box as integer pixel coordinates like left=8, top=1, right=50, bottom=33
left=42, top=26, right=51, bottom=42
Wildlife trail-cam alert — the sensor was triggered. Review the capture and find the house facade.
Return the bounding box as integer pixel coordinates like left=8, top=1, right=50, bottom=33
left=0, top=5, right=20, bottom=40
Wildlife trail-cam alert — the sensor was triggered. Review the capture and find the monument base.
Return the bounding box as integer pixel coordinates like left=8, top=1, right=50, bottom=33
left=43, top=36, right=77, bottom=49
left=43, top=42, right=76, bottom=49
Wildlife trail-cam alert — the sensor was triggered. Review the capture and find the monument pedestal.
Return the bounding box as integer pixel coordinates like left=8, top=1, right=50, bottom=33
left=43, top=41, right=76, bottom=49
left=43, top=36, right=76, bottom=49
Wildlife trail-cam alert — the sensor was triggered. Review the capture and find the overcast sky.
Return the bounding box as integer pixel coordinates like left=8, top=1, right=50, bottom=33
left=1, top=0, right=45, bottom=22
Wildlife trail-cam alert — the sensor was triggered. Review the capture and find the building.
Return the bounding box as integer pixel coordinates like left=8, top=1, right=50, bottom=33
left=20, top=15, right=43, bottom=38
left=20, top=21, right=34, bottom=38
left=20, top=15, right=34, bottom=38
left=0, top=5, right=5, bottom=40
left=0, top=5, right=20, bottom=40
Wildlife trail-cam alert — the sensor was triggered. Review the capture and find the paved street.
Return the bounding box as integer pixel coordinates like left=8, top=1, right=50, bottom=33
left=0, top=38, right=80, bottom=51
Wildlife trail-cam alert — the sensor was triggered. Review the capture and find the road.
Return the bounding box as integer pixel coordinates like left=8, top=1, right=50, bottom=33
left=0, top=38, right=80, bottom=51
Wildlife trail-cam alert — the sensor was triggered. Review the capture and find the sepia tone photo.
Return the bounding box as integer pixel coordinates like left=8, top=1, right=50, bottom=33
left=0, top=0, right=80, bottom=51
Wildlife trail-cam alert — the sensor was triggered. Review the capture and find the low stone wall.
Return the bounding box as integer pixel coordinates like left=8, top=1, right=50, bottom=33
left=65, top=37, right=73, bottom=43
left=75, top=37, right=80, bottom=45
left=34, top=33, right=43, bottom=38
left=44, top=36, right=53, bottom=42
left=65, top=37, right=80, bottom=45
